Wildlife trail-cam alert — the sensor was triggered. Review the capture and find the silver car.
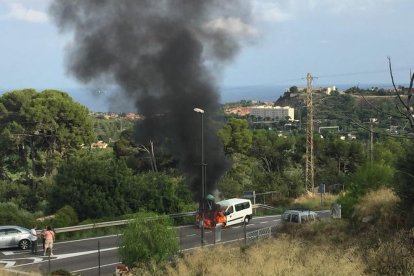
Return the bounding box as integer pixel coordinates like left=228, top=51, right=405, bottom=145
left=0, top=225, right=32, bottom=250
left=282, top=210, right=318, bottom=224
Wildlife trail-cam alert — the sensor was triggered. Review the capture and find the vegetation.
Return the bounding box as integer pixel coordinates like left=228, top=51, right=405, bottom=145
left=0, top=89, right=95, bottom=211
left=119, top=212, right=179, bottom=268
left=92, top=116, right=135, bottom=143
left=0, top=82, right=414, bottom=272
left=130, top=188, right=414, bottom=276
left=49, top=150, right=193, bottom=220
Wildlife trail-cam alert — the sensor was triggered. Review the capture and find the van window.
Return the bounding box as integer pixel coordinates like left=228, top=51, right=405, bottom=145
left=227, top=206, right=234, bottom=214
left=235, top=202, right=250, bottom=211
left=292, top=214, right=299, bottom=223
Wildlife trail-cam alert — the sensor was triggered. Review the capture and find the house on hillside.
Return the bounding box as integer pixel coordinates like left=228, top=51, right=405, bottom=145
left=91, top=141, right=108, bottom=149
left=224, top=107, right=250, bottom=116
left=250, top=106, right=295, bottom=121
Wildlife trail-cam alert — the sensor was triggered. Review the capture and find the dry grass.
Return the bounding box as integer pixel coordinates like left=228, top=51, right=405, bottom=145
left=353, top=188, right=401, bottom=228
left=130, top=233, right=364, bottom=276
left=0, top=269, right=41, bottom=276
left=292, top=193, right=338, bottom=210
left=128, top=189, right=413, bottom=276
left=364, top=228, right=414, bottom=275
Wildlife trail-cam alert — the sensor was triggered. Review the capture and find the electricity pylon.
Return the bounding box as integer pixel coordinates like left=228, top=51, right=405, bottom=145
left=305, top=73, right=315, bottom=194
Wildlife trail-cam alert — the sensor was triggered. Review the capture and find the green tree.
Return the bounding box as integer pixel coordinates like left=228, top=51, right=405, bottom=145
left=119, top=212, right=178, bottom=267
left=131, top=172, right=193, bottom=214
left=114, top=128, right=175, bottom=173
left=0, top=202, right=34, bottom=227
left=51, top=205, right=79, bottom=228
left=374, top=138, right=405, bottom=166
left=394, top=145, right=414, bottom=227
left=289, top=86, right=299, bottom=93
left=217, top=153, right=260, bottom=198
left=218, top=118, right=252, bottom=155
left=338, top=162, right=394, bottom=218
left=50, top=150, right=193, bottom=220
left=49, top=150, right=137, bottom=220
left=0, top=89, right=95, bottom=181
left=250, top=130, right=300, bottom=173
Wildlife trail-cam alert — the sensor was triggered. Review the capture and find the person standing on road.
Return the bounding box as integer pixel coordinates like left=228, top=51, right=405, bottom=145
left=30, top=225, right=38, bottom=254
left=43, top=225, right=55, bottom=256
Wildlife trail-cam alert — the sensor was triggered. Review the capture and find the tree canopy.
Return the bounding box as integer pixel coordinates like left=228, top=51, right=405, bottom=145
left=0, top=89, right=95, bottom=182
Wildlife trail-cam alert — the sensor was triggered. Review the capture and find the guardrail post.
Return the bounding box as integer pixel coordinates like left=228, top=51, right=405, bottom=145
left=243, top=222, right=247, bottom=246
left=98, top=240, right=101, bottom=276
left=179, top=228, right=182, bottom=251
left=214, top=224, right=222, bottom=244
left=117, top=234, right=121, bottom=262
left=214, top=225, right=216, bottom=245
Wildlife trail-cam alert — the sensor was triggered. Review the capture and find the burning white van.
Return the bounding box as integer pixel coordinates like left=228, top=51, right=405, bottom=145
left=216, top=198, right=253, bottom=227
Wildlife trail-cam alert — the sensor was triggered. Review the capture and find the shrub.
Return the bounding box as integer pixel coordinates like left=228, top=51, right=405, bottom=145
left=156, top=238, right=365, bottom=276
left=337, top=162, right=394, bottom=218
left=0, top=202, right=35, bottom=227
left=365, top=229, right=414, bottom=275
left=0, top=181, right=31, bottom=209
left=52, top=205, right=79, bottom=228
left=353, top=188, right=401, bottom=229
left=293, top=193, right=338, bottom=210
left=50, top=269, right=73, bottom=276
left=119, top=211, right=179, bottom=267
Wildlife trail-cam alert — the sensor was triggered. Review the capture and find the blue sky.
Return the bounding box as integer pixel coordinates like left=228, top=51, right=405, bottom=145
left=1, top=0, right=413, bottom=92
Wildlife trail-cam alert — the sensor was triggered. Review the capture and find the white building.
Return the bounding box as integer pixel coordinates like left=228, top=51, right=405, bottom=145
left=250, top=106, right=294, bottom=121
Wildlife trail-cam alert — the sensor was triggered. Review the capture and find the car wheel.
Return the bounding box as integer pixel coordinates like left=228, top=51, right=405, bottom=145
left=244, top=216, right=250, bottom=225
left=19, top=239, right=30, bottom=250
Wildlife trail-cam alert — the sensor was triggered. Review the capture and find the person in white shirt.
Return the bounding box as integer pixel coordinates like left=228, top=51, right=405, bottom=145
left=30, top=225, right=38, bottom=255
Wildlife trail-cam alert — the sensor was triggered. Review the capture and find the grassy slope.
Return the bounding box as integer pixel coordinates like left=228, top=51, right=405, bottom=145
left=132, top=189, right=414, bottom=276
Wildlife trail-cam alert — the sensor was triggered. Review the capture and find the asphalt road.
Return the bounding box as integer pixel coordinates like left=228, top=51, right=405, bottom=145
left=0, top=212, right=330, bottom=275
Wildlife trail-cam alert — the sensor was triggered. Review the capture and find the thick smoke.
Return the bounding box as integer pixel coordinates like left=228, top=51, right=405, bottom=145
left=49, top=0, right=253, bottom=198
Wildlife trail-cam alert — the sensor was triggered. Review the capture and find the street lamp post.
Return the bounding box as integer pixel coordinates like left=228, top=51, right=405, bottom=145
left=193, top=107, right=205, bottom=246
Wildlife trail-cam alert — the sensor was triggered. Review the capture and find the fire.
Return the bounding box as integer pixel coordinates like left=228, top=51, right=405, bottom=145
left=196, top=194, right=226, bottom=229
left=197, top=209, right=226, bottom=229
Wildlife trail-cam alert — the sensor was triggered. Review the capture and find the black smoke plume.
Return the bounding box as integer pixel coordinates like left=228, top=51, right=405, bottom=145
left=49, top=0, right=252, bottom=198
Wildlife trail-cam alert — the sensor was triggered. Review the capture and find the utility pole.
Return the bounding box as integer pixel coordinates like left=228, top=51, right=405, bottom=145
left=369, top=118, right=374, bottom=163
left=305, top=73, right=315, bottom=194
left=370, top=122, right=373, bottom=162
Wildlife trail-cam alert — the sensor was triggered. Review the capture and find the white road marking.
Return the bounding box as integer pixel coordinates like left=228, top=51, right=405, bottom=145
left=1, top=256, right=44, bottom=264
left=1, top=250, right=30, bottom=256
left=54, top=234, right=121, bottom=245
left=0, top=261, right=16, bottom=267
left=260, top=221, right=268, bottom=224
left=71, top=262, right=121, bottom=273
left=13, top=247, right=119, bottom=268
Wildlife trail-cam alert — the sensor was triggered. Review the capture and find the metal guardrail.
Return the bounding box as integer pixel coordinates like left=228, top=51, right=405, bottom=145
left=52, top=219, right=130, bottom=234
left=46, top=207, right=329, bottom=234
left=49, top=207, right=265, bottom=234
left=48, top=211, right=198, bottom=234
left=246, top=225, right=278, bottom=244
left=253, top=204, right=279, bottom=210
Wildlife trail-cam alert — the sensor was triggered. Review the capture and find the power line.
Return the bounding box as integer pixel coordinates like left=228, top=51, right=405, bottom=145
left=273, top=66, right=412, bottom=86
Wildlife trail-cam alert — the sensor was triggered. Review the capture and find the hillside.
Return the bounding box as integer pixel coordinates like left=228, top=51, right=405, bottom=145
left=272, top=90, right=408, bottom=135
